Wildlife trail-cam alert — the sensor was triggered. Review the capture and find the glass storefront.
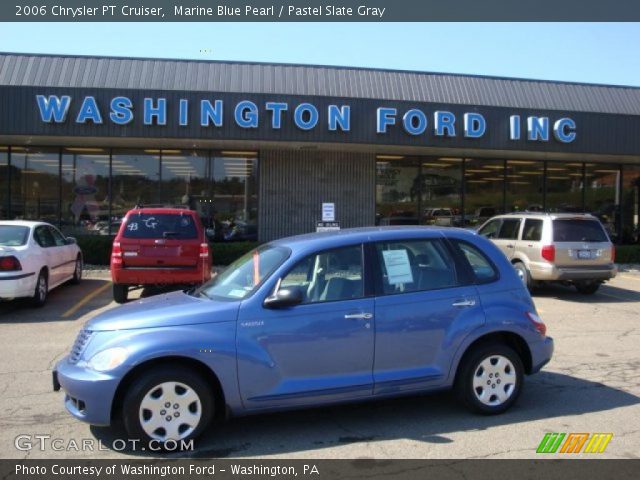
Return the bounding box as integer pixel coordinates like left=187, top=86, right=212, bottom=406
left=376, top=156, right=461, bottom=226
left=586, top=163, right=621, bottom=241
left=506, top=160, right=544, bottom=213
left=0, top=148, right=7, bottom=220
left=464, top=158, right=504, bottom=226
left=9, top=147, right=60, bottom=223
left=622, top=164, right=640, bottom=244
left=210, top=152, right=258, bottom=241
left=545, top=162, right=585, bottom=213
left=61, top=148, right=110, bottom=235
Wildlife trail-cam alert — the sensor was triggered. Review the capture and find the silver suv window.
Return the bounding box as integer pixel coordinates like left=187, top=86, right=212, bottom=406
left=553, top=219, right=608, bottom=242
left=498, top=219, right=521, bottom=240
left=522, top=219, right=543, bottom=241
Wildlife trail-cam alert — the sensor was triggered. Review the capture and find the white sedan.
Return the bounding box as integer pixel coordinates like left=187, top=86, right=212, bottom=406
left=0, top=221, right=83, bottom=306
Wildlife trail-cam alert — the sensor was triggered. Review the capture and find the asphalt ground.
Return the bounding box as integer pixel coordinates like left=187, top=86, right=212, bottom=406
left=0, top=271, right=638, bottom=459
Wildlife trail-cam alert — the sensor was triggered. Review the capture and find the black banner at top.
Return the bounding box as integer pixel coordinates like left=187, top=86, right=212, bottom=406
left=4, top=0, right=640, bottom=22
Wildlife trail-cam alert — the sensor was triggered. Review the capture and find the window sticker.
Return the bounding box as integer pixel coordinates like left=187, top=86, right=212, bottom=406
left=228, top=289, right=247, bottom=298
left=127, top=222, right=138, bottom=231
left=143, top=217, right=158, bottom=229
left=382, top=249, right=414, bottom=285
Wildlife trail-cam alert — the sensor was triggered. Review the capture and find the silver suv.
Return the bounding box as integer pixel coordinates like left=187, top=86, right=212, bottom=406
left=477, top=213, right=616, bottom=294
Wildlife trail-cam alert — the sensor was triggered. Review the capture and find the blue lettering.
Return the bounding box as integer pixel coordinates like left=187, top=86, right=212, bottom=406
left=265, top=102, right=288, bottom=129
left=377, top=107, right=397, bottom=133
left=200, top=100, right=223, bottom=127
left=36, top=95, right=71, bottom=123
left=179, top=99, right=189, bottom=126
left=510, top=115, right=521, bottom=140
left=434, top=111, right=455, bottom=136
left=553, top=118, right=576, bottom=143
left=294, top=103, right=319, bottom=130
left=143, top=98, right=167, bottom=126
left=402, top=109, right=427, bottom=135
left=235, top=101, right=259, bottom=128
left=328, top=105, right=350, bottom=131
left=76, top=96, right=103, bottom=124
left=527, top=116, right=550, bottom=141
left=109, top=96, right=133, bottom=125
left=464, top=113, right=486, bottom=138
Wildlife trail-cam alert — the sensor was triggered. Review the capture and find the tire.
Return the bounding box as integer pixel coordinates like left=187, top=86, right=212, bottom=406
left=71, top=255, right=83, bottom=284
left=113, top=284, right=128, bottom=304
left=575, top=281, right=600, bottom=295
left=455, top=343, right=524, bottom=415
left=122, top=366, right=214, bottom=448
left=31, top=270, right=48, bottom=307
left=513, top=262, right=532, bottom=290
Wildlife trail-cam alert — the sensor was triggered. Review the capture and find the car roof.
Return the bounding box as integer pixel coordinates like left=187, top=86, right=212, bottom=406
left=0, top=220, right=51, bottom=228
left=269, top=226, right=478, bottom=253
left=125, top=208, right=197, bottom=215
left=492, top=212, right=598, bottom=220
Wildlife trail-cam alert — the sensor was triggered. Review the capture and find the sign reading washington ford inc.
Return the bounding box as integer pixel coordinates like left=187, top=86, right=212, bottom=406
left=35, top=94, right=577, bottom=144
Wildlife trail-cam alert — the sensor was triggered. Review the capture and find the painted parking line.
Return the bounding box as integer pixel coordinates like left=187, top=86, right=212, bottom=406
left=597, top=291, right=637, bottom=302
left=62, top=282, right=111, bottom=318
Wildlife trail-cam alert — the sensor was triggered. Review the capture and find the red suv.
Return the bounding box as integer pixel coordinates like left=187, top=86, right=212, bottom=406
left=110, top=207, right=211, bottom=303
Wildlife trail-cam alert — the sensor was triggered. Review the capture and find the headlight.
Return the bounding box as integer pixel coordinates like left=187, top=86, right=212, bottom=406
left=87, top=347, right=128, bottom=372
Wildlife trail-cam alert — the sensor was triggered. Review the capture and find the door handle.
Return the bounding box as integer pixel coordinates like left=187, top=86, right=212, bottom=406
left=452, top=299, right=476, bottom=307
left=506, top=244, right=514, bottom=248
left=344, top=313, right=373, bottom=320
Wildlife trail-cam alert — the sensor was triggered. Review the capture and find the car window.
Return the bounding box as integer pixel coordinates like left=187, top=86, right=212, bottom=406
left=375, top=239, right=458, bottom=294
left=522, top=219, right=543, bottom=241
left=122, top=213, right=199, bottom=239
left=498, top=219, right=521, bottom=240
left=48, top=226, right=67, bottom=247
left=478, top=220, right=501, bottom=239
left=452, top=240, right=499, bottom=283
left=553, top=219, right=608, bottom=242
left=0, top=226, right=29, bottom=246
left=196, top=245, right=290, bottom=301
left=279, top=245, right=364, bottom=304
left=34, top=226, right=55, bottom=248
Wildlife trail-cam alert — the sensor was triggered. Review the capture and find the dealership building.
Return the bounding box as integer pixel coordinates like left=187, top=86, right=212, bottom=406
left=0, top=52, right=639, bottom=243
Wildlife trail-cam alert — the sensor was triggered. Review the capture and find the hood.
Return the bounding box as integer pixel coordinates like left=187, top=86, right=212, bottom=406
left=85, top=290, right=239, bottom=331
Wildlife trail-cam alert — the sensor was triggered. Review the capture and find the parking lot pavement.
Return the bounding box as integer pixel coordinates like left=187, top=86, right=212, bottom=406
left=0, top=273, right=638, bottom=459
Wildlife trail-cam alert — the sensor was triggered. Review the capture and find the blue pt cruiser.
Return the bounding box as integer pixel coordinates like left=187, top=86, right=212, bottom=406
left=54, top=227, right=553, bottom=445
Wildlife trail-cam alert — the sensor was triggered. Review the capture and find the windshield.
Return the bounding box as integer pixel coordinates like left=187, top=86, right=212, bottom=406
left=195, top=245, right=290, bottom=301
left=0, top=226, right=29, bottom=246
left=122, top=213, right=198, bottom=239
left=553, top=219, right=608, bottom=242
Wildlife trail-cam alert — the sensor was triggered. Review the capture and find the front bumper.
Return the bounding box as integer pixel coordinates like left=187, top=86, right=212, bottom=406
left=529, top=262, right=617, bottom=282
left=530, top=336, right=554, bottom=374
left=0, top=272, right=36, bottom=299
left=54, top=356, right=121, bottom=426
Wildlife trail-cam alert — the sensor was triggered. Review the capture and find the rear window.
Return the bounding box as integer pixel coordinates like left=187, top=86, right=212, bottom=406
left=0, top=226, right=29, bottom=246
left=122, top=213, right=199, bottom=239
left=553, top=219, right=608, bottom=242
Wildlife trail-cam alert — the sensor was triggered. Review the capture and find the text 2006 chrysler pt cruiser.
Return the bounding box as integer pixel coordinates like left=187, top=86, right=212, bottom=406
left=54, top=227, right=553, bottom=445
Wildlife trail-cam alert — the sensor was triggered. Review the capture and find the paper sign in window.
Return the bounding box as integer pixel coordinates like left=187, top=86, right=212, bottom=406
left=382, top=249, right=413, bottom=285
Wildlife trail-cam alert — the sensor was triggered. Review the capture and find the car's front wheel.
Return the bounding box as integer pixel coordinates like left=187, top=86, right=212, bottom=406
left=122, top=366, right=214, bottom=448
left=455, top=343, right=524, bottom=414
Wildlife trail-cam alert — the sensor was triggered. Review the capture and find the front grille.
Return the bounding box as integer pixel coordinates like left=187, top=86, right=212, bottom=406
left=69, top=329, right=93, bottom=364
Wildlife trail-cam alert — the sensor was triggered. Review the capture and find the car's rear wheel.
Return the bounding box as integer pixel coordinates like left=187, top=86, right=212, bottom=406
left=455, top=343, right=524, bottom=414
left=113, top=284, right=128, bottom=303
left=122, top=366, right=214, bottom=448
left=31, top=270, right=48, bottom=307
left=513, top=262, right=532, bottom=290
left=71, top=255, right=83, bottom=284
left=575, top=281, right=600, bottom=295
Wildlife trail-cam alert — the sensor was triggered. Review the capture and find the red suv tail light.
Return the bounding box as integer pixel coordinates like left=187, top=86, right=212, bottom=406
left=0, top=256, right=22, bottom=271
left=111, top=241, right=122, bottom=266
left=541, top=245, right=555, bottom=262
left=526, top=311, right=547, bottom=336
left=199, top=243, right=209, bottom=259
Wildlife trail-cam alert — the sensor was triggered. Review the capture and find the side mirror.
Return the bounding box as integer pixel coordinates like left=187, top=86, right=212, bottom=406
left=264, top=286, right=304, bottom=309
left=65, top=237, right=77, bottom=245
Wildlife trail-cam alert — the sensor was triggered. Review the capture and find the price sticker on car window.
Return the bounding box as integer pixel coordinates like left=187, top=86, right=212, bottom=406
left=382, top=249, right=413, bottom=285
